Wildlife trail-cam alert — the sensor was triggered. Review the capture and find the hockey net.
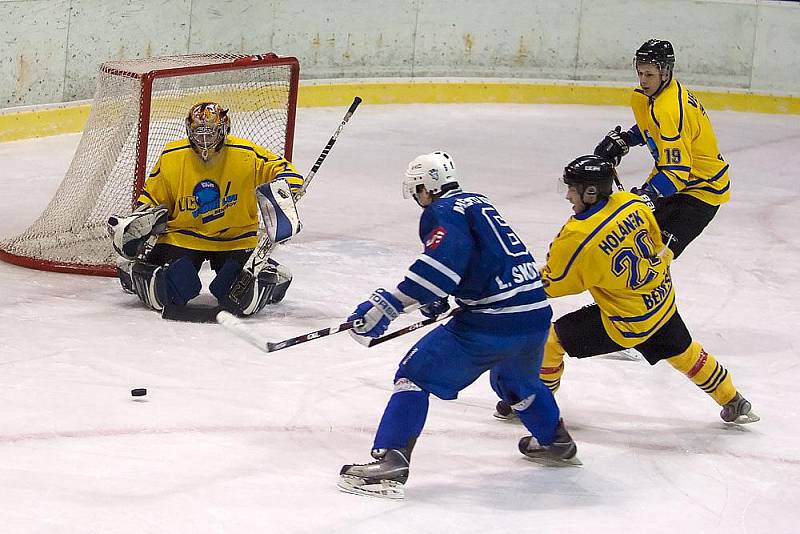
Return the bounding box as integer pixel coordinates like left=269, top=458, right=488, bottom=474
left=0, top=53, right=299, bottom=276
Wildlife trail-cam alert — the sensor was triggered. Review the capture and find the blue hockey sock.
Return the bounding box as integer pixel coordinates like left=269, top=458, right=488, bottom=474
left=516, top=385, right=560, bottom=446
left=372, top=389, right=429, bottom=450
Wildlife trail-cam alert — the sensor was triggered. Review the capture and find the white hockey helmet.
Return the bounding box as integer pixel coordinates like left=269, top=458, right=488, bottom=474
left=403, top=151, right=460, bottom=199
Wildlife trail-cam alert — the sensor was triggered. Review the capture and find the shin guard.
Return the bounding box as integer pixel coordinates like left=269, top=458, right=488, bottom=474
left=666, top=341, right=737, bottom=405
left=540, top=324, right=566, bottom=393
left=372, top=379, right=429, bottom=452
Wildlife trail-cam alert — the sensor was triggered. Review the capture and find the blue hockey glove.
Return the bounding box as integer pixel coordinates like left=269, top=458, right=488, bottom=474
left=420, top=298, right=450, bottom=319
left=630, top=183, right=657, bottom=211
left=348, top=288, right=404, bottom=338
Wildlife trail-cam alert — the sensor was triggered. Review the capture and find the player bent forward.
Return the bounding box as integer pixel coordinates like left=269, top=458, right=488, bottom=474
left=338, top=152, right=578, bottom=500
left=497, top=155, right=756, bottom=425
left=107, top=102, right=302, bottom=317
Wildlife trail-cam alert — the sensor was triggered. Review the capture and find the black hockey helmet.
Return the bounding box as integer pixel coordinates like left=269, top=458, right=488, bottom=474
left=563, top=155, right=616, bottom=207
left=635, top=39, right=675, bottom=75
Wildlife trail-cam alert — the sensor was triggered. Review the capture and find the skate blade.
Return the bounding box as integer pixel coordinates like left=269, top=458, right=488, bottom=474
left=726, top=411, right=760, bottom=425
left=493, top=411, right=518, bottom=421
left=337, top=475, right=405, bottom=499
left=521, top=453, right=583, bottom=467
left=601, top=348, right=644, bottom=361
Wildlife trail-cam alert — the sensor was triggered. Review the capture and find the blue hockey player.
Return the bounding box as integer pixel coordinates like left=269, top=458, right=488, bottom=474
left=338, top=151, right=579, bottom=500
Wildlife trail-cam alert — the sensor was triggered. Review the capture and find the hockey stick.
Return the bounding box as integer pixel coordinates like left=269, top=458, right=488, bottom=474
left=355, top=306, right=461, bottom=348
left=162, top=304, right=223, bottom=323
left=295, top=96, right=362, bottom=201
left=216, top=311, right=364, bottom=353
left=227, top=96, right=363, bottom=308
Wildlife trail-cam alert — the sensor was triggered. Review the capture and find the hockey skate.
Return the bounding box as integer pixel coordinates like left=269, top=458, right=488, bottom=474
left=338, top=448, right=410, bottom=499
left=493, top=400, right=517, bottom=421
left=720, top=393, right=760, bottom=424
left=518, top=419, right=581, bottom=466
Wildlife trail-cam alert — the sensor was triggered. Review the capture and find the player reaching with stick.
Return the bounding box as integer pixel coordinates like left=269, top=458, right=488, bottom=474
left=338, top=152, right=578, bottom=500
left=107, top=102, right=301, bottom=317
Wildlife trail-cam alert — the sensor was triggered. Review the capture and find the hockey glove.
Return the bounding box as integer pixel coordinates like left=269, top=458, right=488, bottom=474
left=348, top=288, right=404, bottom=338
left=630, top=183, right=658, bottom=211
left=594, top=126, right=632, bottom=167
left=420, top=298, right=450, bottom=319
left=107, top=204, right=168, bottom=260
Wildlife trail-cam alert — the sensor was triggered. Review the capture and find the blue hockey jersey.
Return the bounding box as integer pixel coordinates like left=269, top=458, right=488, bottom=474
left=397, top=191, right=552, bottom=335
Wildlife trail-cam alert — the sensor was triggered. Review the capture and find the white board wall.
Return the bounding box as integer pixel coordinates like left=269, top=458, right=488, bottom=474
left=1, top=0, right=798, bottom=108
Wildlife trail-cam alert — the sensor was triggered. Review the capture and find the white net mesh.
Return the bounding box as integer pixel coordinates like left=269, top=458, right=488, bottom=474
left=0, top=53, right=297, bottom=275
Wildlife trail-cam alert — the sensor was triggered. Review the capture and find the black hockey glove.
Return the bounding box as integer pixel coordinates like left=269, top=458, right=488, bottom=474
left=594, top=126, right=632, bottom=166
left=630, top=183, right=657, bottom=211
left=420, top=298, right=450, bottom=319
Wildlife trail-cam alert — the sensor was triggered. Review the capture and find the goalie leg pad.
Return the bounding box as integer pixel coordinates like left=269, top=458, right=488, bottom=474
left=131, top=262, right=165, bottom=311
left=256, top=179, right=301, bottom=244
left=107, top=204, right=168, bottom=260
left=131, top=257, right=201, bottom=311
left=116, top=259, right=136, bottom=294
left=211, top=258, right=292, bottom=316
left=263, top=259, right=292, bottom=304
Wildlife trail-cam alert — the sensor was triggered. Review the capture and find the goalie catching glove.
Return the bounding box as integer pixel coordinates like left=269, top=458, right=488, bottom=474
left=107, top=204, right=168, bottom=260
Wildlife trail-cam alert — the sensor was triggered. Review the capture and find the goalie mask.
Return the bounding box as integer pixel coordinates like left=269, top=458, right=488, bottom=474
left=185, top=102, right=230, bottom=161
left=403, top=151, right=461, bottom=204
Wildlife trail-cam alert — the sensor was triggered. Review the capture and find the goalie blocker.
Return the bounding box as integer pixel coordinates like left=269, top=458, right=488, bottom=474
left=227, top=178, right=301, bottom=307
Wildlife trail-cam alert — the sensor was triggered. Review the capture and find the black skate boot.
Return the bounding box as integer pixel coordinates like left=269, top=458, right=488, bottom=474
left=338, top=443, right=413, bottom=499
left=493, top=400, right=517, bottom=421
left=518, top=419, right=581, bottom=466
left=720, top=393, right=760, bottom=424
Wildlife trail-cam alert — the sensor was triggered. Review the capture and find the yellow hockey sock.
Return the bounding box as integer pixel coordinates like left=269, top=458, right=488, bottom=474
left=666, top=341, right=737, bottom=405
left=540, top=324, right=565, bottom=393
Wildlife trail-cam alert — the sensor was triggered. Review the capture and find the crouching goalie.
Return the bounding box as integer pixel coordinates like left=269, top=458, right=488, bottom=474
left=107, top=101, right=302, bottom=317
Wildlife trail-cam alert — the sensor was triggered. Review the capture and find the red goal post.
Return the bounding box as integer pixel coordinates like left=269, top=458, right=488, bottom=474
left=0, top=52, right=299, bottom=276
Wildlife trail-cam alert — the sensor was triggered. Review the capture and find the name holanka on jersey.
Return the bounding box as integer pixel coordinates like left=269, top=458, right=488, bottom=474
left=597, top=210, right=646, bottom=256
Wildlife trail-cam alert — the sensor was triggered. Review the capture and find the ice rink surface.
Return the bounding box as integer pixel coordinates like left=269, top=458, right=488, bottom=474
left=1, top=103, right=799, bottom=533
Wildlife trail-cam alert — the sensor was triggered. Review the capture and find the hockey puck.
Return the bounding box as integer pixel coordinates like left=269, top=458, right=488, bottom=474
left=131, top=388, right=147, bottom=397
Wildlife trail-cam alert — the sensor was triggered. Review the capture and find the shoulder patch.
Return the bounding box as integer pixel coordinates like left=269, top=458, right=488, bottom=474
left=425, top=226, right=447, bottom=250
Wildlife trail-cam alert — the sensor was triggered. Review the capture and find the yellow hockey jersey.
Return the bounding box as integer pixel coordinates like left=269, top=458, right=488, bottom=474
left=137, top=135, right=303, bottom=251
left=542, top=192, right=676, bottom=347
left=631, top=79, right=730, bottom=206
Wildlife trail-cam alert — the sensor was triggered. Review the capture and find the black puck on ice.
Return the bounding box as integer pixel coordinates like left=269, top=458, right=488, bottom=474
left=131, top=388, right=147, bottom=397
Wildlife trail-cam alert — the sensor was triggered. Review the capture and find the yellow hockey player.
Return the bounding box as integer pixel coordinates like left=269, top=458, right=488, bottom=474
left=498, top=155, right=757, bottom=425
left=593, top=39, right=729, bottom=259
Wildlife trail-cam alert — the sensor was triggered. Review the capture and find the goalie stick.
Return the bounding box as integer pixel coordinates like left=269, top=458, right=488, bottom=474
left=227, top=96, right=363, bottom=308
left=216, top=311, right=364, bottom=353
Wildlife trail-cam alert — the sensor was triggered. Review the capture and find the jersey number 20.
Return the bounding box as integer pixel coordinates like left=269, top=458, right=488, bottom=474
left=611, top=230, right=660, bottom=289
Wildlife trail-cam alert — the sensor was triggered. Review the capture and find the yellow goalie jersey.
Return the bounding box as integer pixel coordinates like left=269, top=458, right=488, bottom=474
left=541, top=192, right=676, bottom=347
left=631, top=79, right=730, bottom=206
left=137, top=135, right=303, bottom=251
